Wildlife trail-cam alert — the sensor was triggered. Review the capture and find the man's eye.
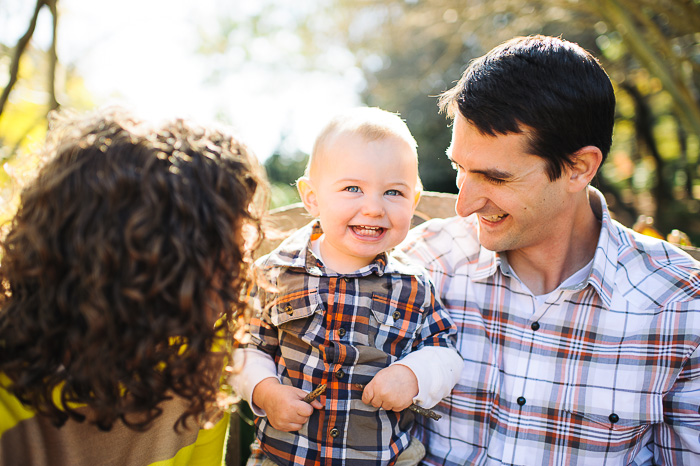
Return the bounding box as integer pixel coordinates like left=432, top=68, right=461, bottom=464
left=344, top=186, right=361, bottom=193
left=385, top=189, right=402, bottom=197
left=450, top=161, right=461, bottom=172
left=485, top=176, right=506, bottom=186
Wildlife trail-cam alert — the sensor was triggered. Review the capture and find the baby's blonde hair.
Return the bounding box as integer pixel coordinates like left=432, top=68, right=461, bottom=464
left=305, top=107, right=419, bottom=184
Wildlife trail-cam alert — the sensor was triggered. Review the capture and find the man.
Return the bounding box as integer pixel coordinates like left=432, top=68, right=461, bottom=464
left=400, top=35, right=700, bottom=465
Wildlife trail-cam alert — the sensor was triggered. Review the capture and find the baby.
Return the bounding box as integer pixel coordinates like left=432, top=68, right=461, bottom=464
left=234, top=107, right=462, bottom=466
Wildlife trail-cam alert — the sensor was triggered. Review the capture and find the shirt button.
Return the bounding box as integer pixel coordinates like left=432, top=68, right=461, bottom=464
left=343, top=277, right=350, bottom=282
left=338, top=328, right=346, bottom=338
left=531, top=322, right=540, bottom=331
left=335, top=369, right=345, bottom=379
left=285, top=304, right=293, bottom=315
left=517, top=396, right=526, bottom=406
left=330, top=427, right=340, bottom=438
left=609, top=413, right=619, bottom=424
left=392, top=311, right=401, bottom=320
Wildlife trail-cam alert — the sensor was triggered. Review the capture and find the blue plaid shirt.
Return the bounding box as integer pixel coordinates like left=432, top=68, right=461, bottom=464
left=244, top=221, right=460, bottom=466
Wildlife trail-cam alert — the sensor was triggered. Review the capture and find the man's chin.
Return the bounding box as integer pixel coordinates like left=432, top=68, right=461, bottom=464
left=476, top=231, right=510, bottom=253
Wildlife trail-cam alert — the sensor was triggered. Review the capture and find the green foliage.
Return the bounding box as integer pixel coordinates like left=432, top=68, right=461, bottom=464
left=0, top=37, right=93, bottom=227
left=263, top=151, right=308, bottom=209
left=197, top=0, right=700, bottom=243
left=269, top=183, right=301, bottom=210
left=286, top=0, right=700, bottom=243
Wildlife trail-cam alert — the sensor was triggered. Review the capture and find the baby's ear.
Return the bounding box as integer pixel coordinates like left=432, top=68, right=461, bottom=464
left=413, top=190, right=422, bottom=211
left=297, top=177, right=320, bottom=217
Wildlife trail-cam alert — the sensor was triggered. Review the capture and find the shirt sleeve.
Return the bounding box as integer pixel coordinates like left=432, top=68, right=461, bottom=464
left=186, top=412, right=230, bottom=466
left=412, top=274, right=459, bottom=352
left=646, top=341, right=700, bottom=464
left=393, top=346, right=463, bottom=408
left=230, top=281, right=281, bottom=417
left=391, top=273, right=462, bottom=408
left=231, top=348, right=279, bottom=416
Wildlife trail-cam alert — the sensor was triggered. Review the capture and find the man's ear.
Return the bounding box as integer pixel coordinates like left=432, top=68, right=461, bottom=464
left=567, top=146, right=603, bottom=193
left=297, top=177, right=320, bottom=217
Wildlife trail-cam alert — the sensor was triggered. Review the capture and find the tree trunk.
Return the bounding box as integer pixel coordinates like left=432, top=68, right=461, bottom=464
left=621, top=82, right=672, bottom=219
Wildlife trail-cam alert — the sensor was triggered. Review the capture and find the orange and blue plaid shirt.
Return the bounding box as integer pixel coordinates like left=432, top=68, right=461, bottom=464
left=400, top=187, right=700, bottom=465
left=245, top=221, right=459, bottom=466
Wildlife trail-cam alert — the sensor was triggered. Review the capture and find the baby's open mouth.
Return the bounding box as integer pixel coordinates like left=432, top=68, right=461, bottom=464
left=351, top=225, right=385, bottom=237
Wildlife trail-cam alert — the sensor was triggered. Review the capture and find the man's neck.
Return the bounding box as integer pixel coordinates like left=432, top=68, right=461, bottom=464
left=505, top=191, right=602, bottom=296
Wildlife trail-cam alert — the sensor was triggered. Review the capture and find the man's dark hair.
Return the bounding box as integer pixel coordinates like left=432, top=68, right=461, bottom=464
left=0, top=108, right=267, bottom=431
left=439, top=35, right=615, bottom=180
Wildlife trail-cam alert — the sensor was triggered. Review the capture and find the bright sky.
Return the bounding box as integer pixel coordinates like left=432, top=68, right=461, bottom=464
left=1, top=0, right=363, bottom=160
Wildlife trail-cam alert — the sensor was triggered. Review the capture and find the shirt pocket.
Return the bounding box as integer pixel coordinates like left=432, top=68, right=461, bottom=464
left=564, top=386, right=663, bottom=448
left=368, top=293, right=422, bottom=358
left=270, top=288, right=325, bottom=345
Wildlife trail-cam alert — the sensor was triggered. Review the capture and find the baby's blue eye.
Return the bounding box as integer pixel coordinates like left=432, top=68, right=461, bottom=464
left=344, top=186, right=361, bottom=193
left=385, top=189, right=402, bottom=196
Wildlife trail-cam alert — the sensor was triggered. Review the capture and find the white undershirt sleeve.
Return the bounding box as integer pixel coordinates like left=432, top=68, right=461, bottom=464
left=231, top=347, right=279, bottom=417
left=393, top=346, right=464, bottom=408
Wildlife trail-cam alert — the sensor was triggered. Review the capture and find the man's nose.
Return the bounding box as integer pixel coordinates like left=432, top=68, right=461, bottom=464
left=455, top=177, right=482, bottom=217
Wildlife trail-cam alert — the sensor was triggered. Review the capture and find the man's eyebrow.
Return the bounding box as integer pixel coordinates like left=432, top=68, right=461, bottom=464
left=446, top=154, right=513, bottom=178
left=470, top=167, right=513, bottom=179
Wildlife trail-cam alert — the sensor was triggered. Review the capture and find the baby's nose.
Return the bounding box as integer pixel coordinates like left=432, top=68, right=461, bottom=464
left=361, top=195, right=385, bottom=216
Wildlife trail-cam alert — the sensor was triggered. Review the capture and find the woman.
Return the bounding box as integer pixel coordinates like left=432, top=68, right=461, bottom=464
left=0, top=108, right=267, bottom=465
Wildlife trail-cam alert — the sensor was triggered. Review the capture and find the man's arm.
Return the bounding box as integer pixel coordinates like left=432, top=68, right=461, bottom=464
left=645, top=341, right=700, bottom=464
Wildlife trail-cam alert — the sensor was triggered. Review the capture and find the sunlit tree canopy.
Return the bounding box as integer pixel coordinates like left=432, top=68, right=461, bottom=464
left=2, top=0, right=699, bottom=242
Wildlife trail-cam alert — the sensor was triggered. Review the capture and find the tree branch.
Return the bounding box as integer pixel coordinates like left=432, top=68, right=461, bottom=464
left=0, top=0, right=46, bottom=121
left=595, top=0, right=700, bottom=138
left=47, top=0, right=59, bottom=112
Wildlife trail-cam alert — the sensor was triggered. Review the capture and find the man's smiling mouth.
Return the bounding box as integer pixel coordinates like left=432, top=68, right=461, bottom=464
left=481, top=214, right=508, bottom=222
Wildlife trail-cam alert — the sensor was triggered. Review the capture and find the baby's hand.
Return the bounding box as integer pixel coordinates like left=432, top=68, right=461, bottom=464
left=361, top=364, right=418, bottom=412
left=252, top=378, right=323, bottom=431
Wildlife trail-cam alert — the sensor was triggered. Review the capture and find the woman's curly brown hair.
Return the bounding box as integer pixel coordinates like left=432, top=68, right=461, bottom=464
left=0, top=108, right=268, bottom=431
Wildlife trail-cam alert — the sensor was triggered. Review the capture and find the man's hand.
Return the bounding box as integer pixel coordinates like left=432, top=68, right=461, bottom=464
left=252, top=378, right=323, bottom=431
left=361, top=364, right=418, bottom=411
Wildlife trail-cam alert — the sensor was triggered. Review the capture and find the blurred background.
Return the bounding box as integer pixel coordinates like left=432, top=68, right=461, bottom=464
left=1, top=0, right=699, bottom=244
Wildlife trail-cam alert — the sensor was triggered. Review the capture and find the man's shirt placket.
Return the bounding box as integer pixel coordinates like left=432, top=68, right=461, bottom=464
left=485, top=274, right=538, bottom=464
left=485, top=269, right=598, bottom=464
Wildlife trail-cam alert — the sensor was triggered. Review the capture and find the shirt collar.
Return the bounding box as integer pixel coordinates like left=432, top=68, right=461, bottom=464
left=262, top=220, right=421, bottom=277
left=473, top=246, right=499, bottom=281
left=586, top=186, right=618, bottom=309
left=470, top=187, right=618, bottom=308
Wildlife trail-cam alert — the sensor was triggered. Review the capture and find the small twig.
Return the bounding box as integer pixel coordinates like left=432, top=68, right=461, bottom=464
left=303, top=383, right=326, bottom=403
left=406, top=403, right=442, bottom=421
left=353, top=384, right=442, bottom=421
